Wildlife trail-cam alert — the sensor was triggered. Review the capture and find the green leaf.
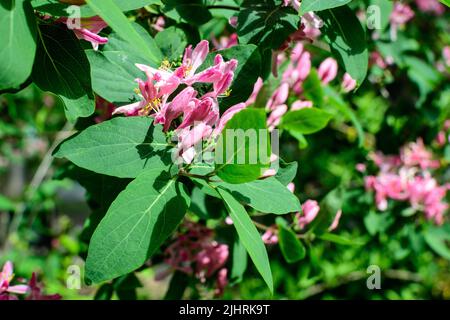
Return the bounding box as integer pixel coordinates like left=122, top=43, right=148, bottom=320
left=323, top=86, right=365, bottom=147
left=276, top=218, right=306, bottom=263
left=217, top=177, right=301, bottom=214
left=299, top=0, right=352, bottom=15
left=164, top=271, right=189, bottom=300
left=318, top=232, right=364, bottom=246
left=275, top=159, right=298, bottom=186
left=54, top=117, right=172, bottom=178
left=32, top=24, right=94, bottom=122
left=218, top=188, right=273, bottom=293
left=33, top=0, right=160, bottom=17
left=318, top=5, right=368, bottom=86
left=161, top=0, right=212, bottom=26
left=230, top=236, right=248, bottom=284
left=86, top=0, right=163, bottom=66
left=440, top=0, right=449, bottom=8
left=0, top=0, right=37, bottom=90
left=237, top=0, right=300, bottom=51
left=368, top=0, right=393, bottom=31
left=280, top=108, right=332, bottom=134
left=85, top=169, right=190, bottom=283
left=424, top=225, right=450, bottom=260
left=86, top=22, right=161, bottom=103
left=200, top=45, right=262, bottom=110
left=155, top=26, right=188, bottom=61
left=215, top=108, right=271, bottom=184
left=302, top=69, right=324, bottom=107
left=0, top=195, right=15, bottom=211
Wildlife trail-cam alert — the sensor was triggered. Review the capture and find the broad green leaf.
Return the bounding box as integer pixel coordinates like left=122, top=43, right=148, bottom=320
left=318, top=232, right=364, bottom=246
left=368, top=0, right=393, bottom=31
left=276, top=218, right=306, bottom=263
left=215, top=108, right=271, bottom=184
left=54, top=117, right=172, bottom=178
left=440, top=0, right=449, bottom=7
left=217, top=177, right=301, bottom=214
left=218, top=188, right=273, bottom=293
left=161, top=0, right=212, bottom=26
left=32, top=0, right=160, bottom=17
left=230, top=236, right=248, bottom=285
left=0, top=0, right=37, bottom=91
left=86, top=0, right=163, bottom=66
left=86, top=23, right=160, bottom=103
left=424, top=225, right=450, bottom=260
left=275, top=159, right=298, bottom=186
left=237, top=0, right=300, bottom=51
left=155, top=26, right=188, bottom=61
left=164, top=271, right=189, bottom=300
left=299, top=0, right=352, bottom=15
left=32, top=24, right=94, bottom=122
left=318, top=6, right=368, bottom=86
left=302, top=69, right=323, bottom=107
left=0, top=195, right=15, bottom=211
left=85, top=169, right=190, bottom=283
left=200, top=45, right=262, bottom=110
left=280, top=108, right=332, bottom=134
left=188, top=187, right=209, bottom=220
left=363, top=211, right=394, bottom=236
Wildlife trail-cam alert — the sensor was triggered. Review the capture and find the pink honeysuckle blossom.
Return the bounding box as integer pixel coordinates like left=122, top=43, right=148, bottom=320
left=301, top=12, right=322, bottom=39
left=157, top=86, right=198, bottom=131
left=328, top=209, right=342, bottom=231
left=213, top=103, right=247, bottom=136
left=297, top=200, right=320, bottom=229
left=291, top=100, right=313, bottom=111
left=212, top=33, right=238, bottom=50
left=262, top=227, right=278, bottom=244
left=318, top=57, right=338, bottom=85
left=175, top=122, right=213, bottom=164
left=342, top=73, right=357, bottom=92
left=415, top=0, right=445, bottom=15
left=267, top=104, right=288, bottom=131
left=282, top=43, right=311, bottom=93
left=0, top=261, right=29, bottom=298
left=151, top=16, right=165, bottom=32
left=245, top=77, right=264, bottom=106
left=266, top=82, right=289, bottom=110
left=60, top=16, right=108, bottom=50
left=177, top=96, right=219, bottom=130
left=364, top=140, right=448, bottom=224
left=390, top=2, right=415, bottom=40
left=158, top=221, right=229, bottom=296
left=282, top=0, right=300, bottom=11
left=229, top=16, right=238, bottom=28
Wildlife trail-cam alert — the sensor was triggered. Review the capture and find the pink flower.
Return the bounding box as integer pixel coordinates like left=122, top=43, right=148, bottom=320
left=26, top=273, right=61, bottom=300
left=443, top=46, right=450, bottom=67
left=342, top=73, right=357, bottom=92
left=262, top=227, right=278, bottom=244
left=176, top=123, right=213, bottom=163
left=0, top=261, right=29, bottom=297
left=301, top=12, right=322, bottom=39
left=283, top=0, right=300, bottom=11
left=415, top=0, right=445, bottom=15
left=297, top=200, right=320, bottom=229
left=370, top=51, right=388, bottom=69
left=212, top=33, right=238, bottom=50
left=266, top=82, right=289, bottom=110
left=158, top=87, right=198, bottom=131
left=282, top=43, right=311, bottom=93
left=291, top=100, right=312, bottom=111
left=287, top=182, right=295, bottom=193
left=318, top=57, right=338, bottom=84
left=400, top=139, right=440, bottom=170
left=229, top=16, right=238, bottom=28
left=214, top=268, right=228, bottom=297
left=328, top=209, right=342, bottom=231
left=245, top=77, right=264, bottom=106
left=267, top=104, right=287, bottom=131
left=213, top=103, right=246, bottom=135
left=60, top=16, right=108, bottom=50
left=390, top=2, right=415, bottom=25
left=151, top=16, right=165, bottom=32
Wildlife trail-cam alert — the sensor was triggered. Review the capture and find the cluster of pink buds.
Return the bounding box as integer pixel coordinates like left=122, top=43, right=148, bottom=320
left=112, top=40, right=247, bottom=163
left=0, top=261, right=61, bottom=300
left=415, top=0, right=446, bottom=16
left=158, top=221, right=229, bottom=296
left=296, top=199, right=342, bottom=231
left=255, top=42, right=355, bottom=131
left=364, top=139, right=449, bottom=225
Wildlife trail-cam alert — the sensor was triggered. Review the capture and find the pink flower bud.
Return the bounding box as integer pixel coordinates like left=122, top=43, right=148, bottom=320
left=318, top=58, right=338, bottom=84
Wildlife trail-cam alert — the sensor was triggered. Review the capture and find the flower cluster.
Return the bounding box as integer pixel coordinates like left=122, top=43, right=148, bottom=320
left=364, top=139, right=449, bottom=225
left=113, top=40, right=247, bottom=163
left=252, top=41, right=355, bottom=131
left=157, top=221, right=229, bottom=297
left=0, top=261, right=60, bottom=300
